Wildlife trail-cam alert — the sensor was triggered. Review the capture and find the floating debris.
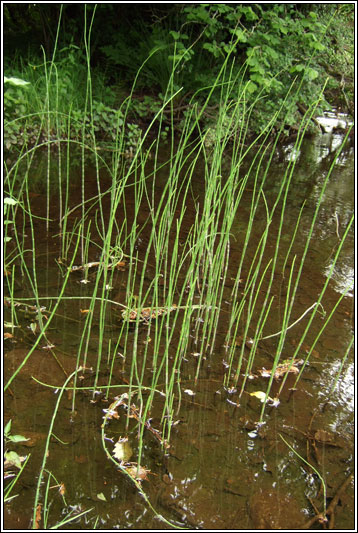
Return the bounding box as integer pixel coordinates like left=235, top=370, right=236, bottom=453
left=123, top=463, right=152, bottom=484
left=120, top=304, right=210, bottom=324
left=121, top=305, right=177, bottom=323
left=70, top=259, right=126, bottom=272
left=256, top=358, right=304, bottom=380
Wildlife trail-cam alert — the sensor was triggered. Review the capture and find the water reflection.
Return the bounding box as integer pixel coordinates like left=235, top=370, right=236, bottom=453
left=272, top=132, right=354, bottom=296
left=324, top=260, right=354, bottom=296
left=322, top=360, right=354, bottom=414
left=315, top=111, right=353, bottom=134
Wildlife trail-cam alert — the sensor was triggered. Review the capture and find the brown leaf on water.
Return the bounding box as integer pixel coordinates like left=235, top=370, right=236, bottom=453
left=4, top=332, right=13, bottom=339
left=34, top=504, right=42, bottom=529
left=257, top=358, right=303, bottom=379
left=80, top=309, right=91, bottom=314
left=125, top=463, right=151, bottom=483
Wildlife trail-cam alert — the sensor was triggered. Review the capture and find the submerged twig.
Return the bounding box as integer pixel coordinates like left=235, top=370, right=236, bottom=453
left=260, top=302, right=323, bottom=340
left=69, top=258, right=126, bottom=272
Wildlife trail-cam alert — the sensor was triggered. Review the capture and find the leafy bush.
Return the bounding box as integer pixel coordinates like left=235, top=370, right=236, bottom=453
left=3, top=4, right=354, bottom=149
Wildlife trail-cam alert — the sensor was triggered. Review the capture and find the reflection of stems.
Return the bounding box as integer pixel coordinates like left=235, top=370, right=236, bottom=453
left=327, top=335, right=354, bottom=397
left=260, top=302, right=322, bottom=340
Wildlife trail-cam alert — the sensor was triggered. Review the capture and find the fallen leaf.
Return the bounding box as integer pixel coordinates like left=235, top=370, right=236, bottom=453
left=34, top=504, right=42, bottom=529
left=125, top=463, right=151, bottom=482
left=249, top=391, right=279, bottom=407
left=113, top=437, right=133, bottom=462
left=250, top=391, right=267, bottom=402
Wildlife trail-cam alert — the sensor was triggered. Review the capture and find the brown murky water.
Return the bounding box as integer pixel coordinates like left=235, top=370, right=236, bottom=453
left=4, top=130, right=354, bottom=529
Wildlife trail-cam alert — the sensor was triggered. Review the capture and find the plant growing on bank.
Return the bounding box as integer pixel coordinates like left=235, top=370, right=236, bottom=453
left=3, top=4, right=354, bottom=153
left=3, top=63, right=142, bottom=155
left=4, top=196, right=18, bottom=244
left=4, top=76, right=32, bottom=150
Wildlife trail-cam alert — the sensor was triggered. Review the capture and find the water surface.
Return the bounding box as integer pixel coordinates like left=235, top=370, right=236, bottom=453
left=4, top=131, right=354, bottom=529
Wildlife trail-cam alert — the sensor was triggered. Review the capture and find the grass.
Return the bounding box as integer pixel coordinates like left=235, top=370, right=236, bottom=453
left=3, top=26, right=354, bottom=529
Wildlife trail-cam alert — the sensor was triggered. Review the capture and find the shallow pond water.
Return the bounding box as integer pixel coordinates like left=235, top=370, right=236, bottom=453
left=4, top=130, right=354, bottom=530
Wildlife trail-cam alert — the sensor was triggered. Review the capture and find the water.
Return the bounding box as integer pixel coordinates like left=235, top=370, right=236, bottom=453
left=4, top=131, right=354, bottom=530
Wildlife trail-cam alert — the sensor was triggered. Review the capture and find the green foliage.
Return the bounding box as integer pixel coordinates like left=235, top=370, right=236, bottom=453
left=97, top=3, right=351, bottom=136
left=319, top=5, right=354, bottom=112
left=100, top=24, right=187, bottom=94
left=3, top=54, right=143, bottom=154
left=4, top=75, right=33, bottom=150
left=171, top=4, right=333, bottom=134
left=128, top=96, right=162, bottom=120
left=3, top=3, right=354, bottom=149
left=4, top=197, right=18, bottom=244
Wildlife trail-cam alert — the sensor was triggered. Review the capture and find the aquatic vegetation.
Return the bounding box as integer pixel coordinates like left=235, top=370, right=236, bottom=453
left=3, top=16, right=354, bottom=529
